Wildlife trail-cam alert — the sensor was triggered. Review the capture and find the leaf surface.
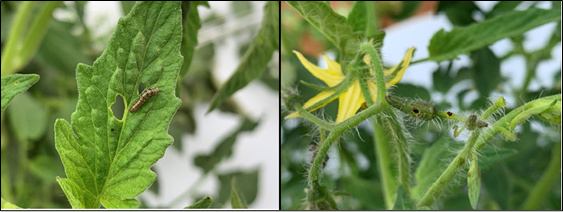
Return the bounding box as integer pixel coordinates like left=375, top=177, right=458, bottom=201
left=1, top=74, right=39, bottom=113
left=54, top=2, right=183, bottom=208
left=207, top=2, right=279, bottom=113
left=428, top=9, right=561, bottom=62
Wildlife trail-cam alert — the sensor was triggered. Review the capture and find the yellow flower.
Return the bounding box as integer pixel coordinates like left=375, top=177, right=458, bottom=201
left=285, top=47, right=415, bottom=123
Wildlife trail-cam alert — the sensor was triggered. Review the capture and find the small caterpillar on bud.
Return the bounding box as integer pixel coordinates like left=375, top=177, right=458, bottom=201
left=385, top=95, right=437, bottom=121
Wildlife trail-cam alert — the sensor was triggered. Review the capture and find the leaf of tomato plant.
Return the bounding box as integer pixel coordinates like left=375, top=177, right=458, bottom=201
left=286, top=1, right=360, bottom=59
left=54, top=2, right=182, bottom=209
left=1, top=74, right=39, bottom=113
left=184, top=195, right=213, bottom=209
left=428, top=9, right=561, bottom=62
left=1, top=197, right=22, bottom=209
left=471, top=47, right=501, bottom=97
left=193, top=118, right=258, bottom=173
left=8, top=92, right=47, bottom=140
left=207, top=1, right=279, bottom=113
left=180, top=1, right=209, bottom=78
left=230, top=176, right=248, bottom=209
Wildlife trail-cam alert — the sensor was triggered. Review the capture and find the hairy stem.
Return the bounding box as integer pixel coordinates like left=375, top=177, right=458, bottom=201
left=372, top=118, right=397, bottom=209
left=360, top=43, right=387, bottom=103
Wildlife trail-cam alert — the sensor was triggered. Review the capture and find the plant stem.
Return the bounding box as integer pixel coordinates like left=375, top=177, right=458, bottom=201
left=372, top=118, right=396, bottom=209
left=295, top=105, right=335, bottom=131
left=308, top=129, right=345, bottom=181
left=417, top=131, right=480, bottom=207
left=360, top=43, right=386, bottom=104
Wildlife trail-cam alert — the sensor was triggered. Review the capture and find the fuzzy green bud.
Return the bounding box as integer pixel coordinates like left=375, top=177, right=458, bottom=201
left=385, top=95, right=436, bottom=121
left=282, top=87, right=302, bottom=111
left=465, top=115, right=488, bottom=130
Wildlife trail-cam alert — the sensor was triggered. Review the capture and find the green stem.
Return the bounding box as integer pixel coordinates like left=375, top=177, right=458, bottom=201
left=1, top=1, right=36, bottom=76
left=418, top=95, right=561, bottom=207
left=418, top=131, right=480, bottom=207
left=378, top=107, right=412, bottom=197
left=295, top=105, right=335, bottom=131
left=20, top=2, right=62, bottom=63
left=309, top=129, right=345, bottom=181
left=479, top=96, right=505, bottom=120
left=360, top=43, right=386, bottom=103
left=0, top=2, right=61, bottom=77
left=309, top=101, right=387, bottom=182
left=372, top=118, right=396, bottom=209
left=436, top=110, right=465, bottom=122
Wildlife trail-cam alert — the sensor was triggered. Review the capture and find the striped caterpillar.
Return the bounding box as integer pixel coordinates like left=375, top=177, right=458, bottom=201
left=130, top=87, right=159, bottom=113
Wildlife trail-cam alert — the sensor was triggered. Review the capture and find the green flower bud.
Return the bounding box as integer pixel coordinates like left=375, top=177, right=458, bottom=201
left=465, top=115, right=488, bottom=130
left=282, top=87, right=303, bottom=110
left=385, top=95, right=436, bottom=121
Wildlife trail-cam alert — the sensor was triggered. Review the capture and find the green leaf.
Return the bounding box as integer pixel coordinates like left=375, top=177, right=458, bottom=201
left=471, top=47, right=501, bottom=97
left=1, top=74, right=39, bottom=113
left=392, top=83, right=431, bottom=100
left=1, top=197, right=22, bottom=209
left=194, top=118, right=259, bottom=173
left=35, top=20, right=93, bottom=75
left=437, top=1, right=478, bottom=26
left=230, top=176, right=248, bottom=209
left=509, top=99, right=558, bottom=130
left=348, top=1, right=367, bottom=33
left=392, top=186, right=416, bottom=210
left=477, top=146, right=517, bottom=171
left=412, top=137, right=463, bottom=201
left=348, top=1, right=378, bottom=36
left=342, top=176, right=384, bottom=209
left=428, top=9, right=561, bottom=62
left=468, top=155, right=481, bottom=210
left=54, top=2, right=183, bottom=209
left=121, top=1, right=136, bottom=15
left=7, top=92, right=47, bottom=140
left=207, top=1, right=278, bottom=113
left=486, top=1, right=522, bottom=18
left=184, top=195, right=213, bottom=209
left=178, top=1, right=209, bottom=97
left=286, top=1, right=360, bottom=58
left=218, top=169, right=259, bottom=207
left=390, top=2, right=420, bottom=21
left=180, top=1, right=209, bottom=78
left=481, top=164, right=510, bottom=210
left=431, top=62, right=454, bottom=93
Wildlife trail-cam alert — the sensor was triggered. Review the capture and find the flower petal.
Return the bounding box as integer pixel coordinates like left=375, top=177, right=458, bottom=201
left=385, top=47, right=415, bottom=85
left=321, top=54, right=342, bottom=75
left=336, top=81, right=364, bottom=123
left=293, top=51, right=344, bottom=87
left=368, top=82, right=379, bottom=102
left=363, top=54, right=376, bottom=76
left=284, top=91, right=338, bottom=119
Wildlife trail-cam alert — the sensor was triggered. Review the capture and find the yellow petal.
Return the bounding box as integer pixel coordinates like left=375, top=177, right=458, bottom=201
left=363, top=54, right=376, bottom=76
left=384, top=47, right=415, bottom=85
left=368, top=82, right=379, bottom=102
left=293, top=50, right=344, bottom=87
left=322, top=54, right=342, bottom=75
left=336, top=81, right=364, bottom=123
left=284, top=91, right=338, bottom=119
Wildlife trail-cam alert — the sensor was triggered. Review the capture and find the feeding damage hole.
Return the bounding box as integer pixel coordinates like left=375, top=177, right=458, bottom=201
left=412, top=106, right=420, bottom=114
left=447, top=111, right=453, bottom=116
